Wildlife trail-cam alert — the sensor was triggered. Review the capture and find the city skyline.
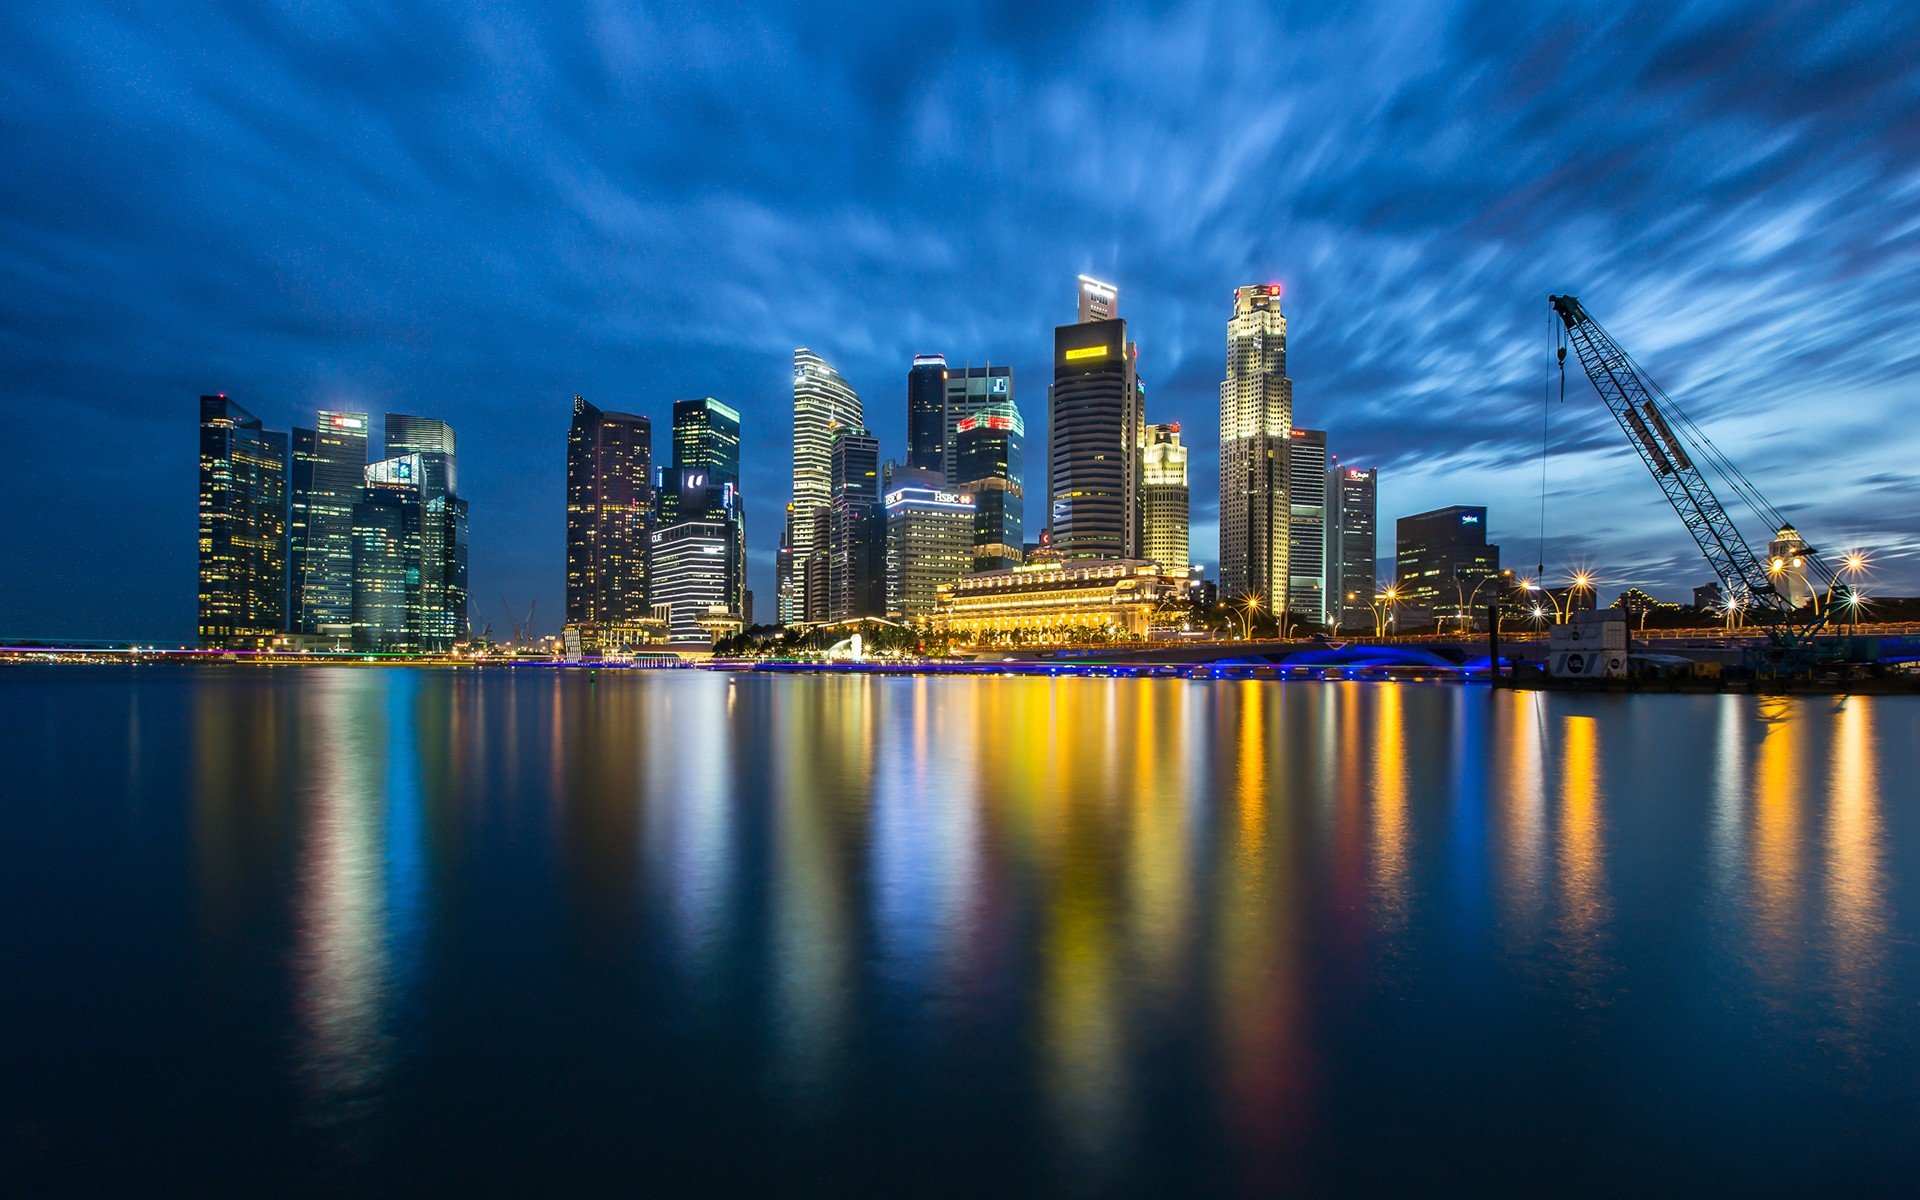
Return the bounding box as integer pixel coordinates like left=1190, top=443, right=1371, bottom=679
left=7, top=3, right=1920, bottom=639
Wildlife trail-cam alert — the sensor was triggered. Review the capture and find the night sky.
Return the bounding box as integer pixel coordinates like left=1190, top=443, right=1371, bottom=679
left=4, top=2, right=1918, bottom=641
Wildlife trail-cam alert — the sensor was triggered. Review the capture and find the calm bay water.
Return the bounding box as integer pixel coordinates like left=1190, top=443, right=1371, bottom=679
left=3, top=665, right=1919, bottom=1193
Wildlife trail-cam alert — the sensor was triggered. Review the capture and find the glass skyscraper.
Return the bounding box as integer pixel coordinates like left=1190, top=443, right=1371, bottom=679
left=1049, top=279, right=1141, bottom=559
left=289, top=410, right=368, bottom=638
left=828, top=427, right=884, bottom=621
left=1326, top=462, right=1378, bottom=631
left=907, top=354, right=947, bottom=475
left=952, top=399, right=1025, bottom=571
left=658, top=396, right=747, bottom=623
left=1286, top=427, right=1327, bottom=625
left=566, top=396, right=655, bottom=634
left=197, top=394, right=288, bottom=649
left=792, top=349, right=862, bottom=622
left=941, top=364, right=1014, bottom=489
left=1219, top=284, right=1292, bottom=602
left=351, top=453, right=426, bottom=651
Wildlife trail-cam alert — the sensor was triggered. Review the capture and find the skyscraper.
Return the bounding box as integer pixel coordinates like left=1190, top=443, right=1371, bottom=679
left=198, top=394, right=288, bottom=649
left=1219, top=284, right=1292, bottom=602
left=942, top=364, right=1014, bottom=488
left=672, top=396, right=741, bottom=485
left=907, top=354, right=947, bottom=475
left=384, top=412, right=466, bottom=642
left=827, top=427, right=885, bottom=621
left=288, top=410, right=368, bottom=638
left=384, top=413, right=457, bottom=499
left=952, top=399, right=1025, bottom=570
left=566, top=396, right=655, bottom=634
left=775, top=503, right=798, bottom=626
left=1049, top=278, right=1141, bottom=559
left=1140, top=422, right=1189, bottom=576
left=658, top=396, right=747, bottom=621
left=1286, top=427, right=1327, bottom=625
left=884, top=485, right=975, bottom=619
left=352, top=453, right=426, bottom=651
left=1395, top=505, right=1501, bottom=628
left=651, top=518, right=736, bottom=645
left=1325, top=462, right=1378, bottom=631
left=792, top=349, right=863, bottom=621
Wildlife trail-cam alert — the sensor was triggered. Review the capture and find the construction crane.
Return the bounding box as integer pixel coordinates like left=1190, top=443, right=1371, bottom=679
left=1548, top=295, right=1836, bottom=648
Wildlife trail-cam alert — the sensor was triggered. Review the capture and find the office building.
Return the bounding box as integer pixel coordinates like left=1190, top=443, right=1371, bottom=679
left=658, top=397, right=747, bottom=621
left=942, top=364, right=1014, bottom=488
left=566, top=396, right=655, bottom=634
left=885, top=485, right=976, bottom=619
left=197, top=394, right=288, bottom=650
left=1395, top=505, right=1502, bottom=629
left=1325, top=462, right=1378, bottom=631
left=672, top=396, right=741, bottom=485
left=1140, top=422, right=1189, bottom=576
left=384, top=412, right=467, bottom=643
left=775, top=503, right=799, bottom=625
left=1286, top=427, right=1327, bottom=625
left=827, top=427, right=885, bottom=621
left=792, top=349, right=863, bottom=621
left=929, top=558, right=1187, bottom=642
left=907, top=354, right=947, bottom=475
left=288, top=410, right=368, bottom=638
left=350, top=454, right=424, bottom=651
left=1219, top=284, right=1292, bottom=603
left=384, top=413, right=457, bottom=499
left=1049, top=278, right=1142, bottom=559
left=952, top=399, right=1025, bottom=570
left=650, top=520, right=734, bottom=645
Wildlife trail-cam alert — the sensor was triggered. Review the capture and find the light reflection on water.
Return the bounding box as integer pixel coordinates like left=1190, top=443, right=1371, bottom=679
left=7, top=667, right=1918, bottom=1192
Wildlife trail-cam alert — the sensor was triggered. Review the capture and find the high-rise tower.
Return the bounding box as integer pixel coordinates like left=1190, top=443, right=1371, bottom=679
left=1325, top=461, right=1378, bottom=631
left=288, top=410, right=368, bottom=637
left=942, top=364, right=1013, bottom=488
left=792, top=349, right=863, bottom=621
left=1140, top=422, right=1189, bottom=576
left=1218, top=284, right=1292, bottom=601
left=1049, top=278, right=1141, bottom=559
left=953, top=399, right=1025, bottom=571
left=907, top=354, right=948, bottom=475
left=1286, top=427, right=1327, bottom=625
left=565, top=396, right=654, bottom=633
left=197, top=394, right=288, bottom=649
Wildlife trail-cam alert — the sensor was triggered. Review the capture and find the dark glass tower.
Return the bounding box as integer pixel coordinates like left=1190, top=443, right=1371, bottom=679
left=672, top=397, right=741, bottom=486
left=1048, top=283, right=1141, bottom=559
left=289, top=410, right=368, bottom=637
left=659, top=397, right=747, bottom=621
left=828, top=427, right=884, bottom=620
left=351, top=454, right=425, bottom=651
left=953, top=399, right=1025, bottom=570
left=907, top=354, right=947, bottom=475
left=566, top=396, right=655, bottom=630
left=197, top=394, right=288, bottom=649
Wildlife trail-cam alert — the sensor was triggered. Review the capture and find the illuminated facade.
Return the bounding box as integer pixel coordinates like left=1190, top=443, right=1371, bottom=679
left=929, top=559, right=1186, bottom=641
left=650, top=520, right=733, bottom=644
left=197, top=394, right=288, bottom=649
left=1140, top=422, right=1188, bottom=576
left=775, top=503, right=798, bottom=625
left=566, top=396, right=655, bottom=632
left=1394, top=505, right=1501, bottom=628
left=1325, top=462, right=1378, bottom=630
left=907, top=354, right=947, bottom=474
left=289, top=410, right=368, bottom=637
left=942, top=364, right=1013, bottom=488
left=659, top=397, right=747, bottom=622
left=1286, top=427, right=1327, bottom=624
left=828, top=427, right=885, bottom=621
left=1049, top=278, right=1141, bottom=560
left=884, top=485, right=976, bottom=619
left=351, top=454, right=424, bottom=651
left=385, top=412, right=467, bottom=644
left=385, top=413, right=457, bottom=499
left=953, top=399, right=1025, bottom=570
left=792, top=349, right=862, bottom=621
left=1219, top=284, right=1292, bottom=602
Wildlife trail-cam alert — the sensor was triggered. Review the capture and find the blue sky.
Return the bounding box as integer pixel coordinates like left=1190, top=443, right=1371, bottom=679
left=3, top=1, right=1918, bottom=640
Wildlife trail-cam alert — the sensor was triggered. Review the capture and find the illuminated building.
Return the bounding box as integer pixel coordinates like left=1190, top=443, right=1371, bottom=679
left=650, top=520, right=734, bottom=645
left=351, top=454, right=426, bottom=651
left=566, top=396, right=655, bottom=635
left=289, top=410, right=368, bottom=638
left=775, top=503, right=798, bottom=625
left=884, top=485, right=976, bottom=619
left=659, top=397, right=747, bottom=621
left=1049, top=277, right=1141, bottom=560
left=792, top=349, right=862, bottom=621
left=942, top=364, right=1013, bottom=488
left=1140, top=423, right=1188, bottom=576
left=1394, top=505, right=1502, bottom=629
left=828, top=427, right=885, bottom=620
left=1219, top=284, right=1291, bottom=604
left=929, top=559, right=1187, bottom=642
left=197, top=393, right=288, bottom=649
left=953, top=399, right=1025, bottom=570
left=1325, top=461, right=1378, bottom=631
left=1286, top=427, right=1327, bottom=625
left=907, top=354, right=947, bottom=474
left=385, top=412, right=467, bottom=644
left=384, top=413, right=457, bottom=499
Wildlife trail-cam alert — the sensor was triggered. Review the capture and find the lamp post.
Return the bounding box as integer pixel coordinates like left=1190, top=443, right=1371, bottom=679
left=1370, top=584, right=1401, bottom=640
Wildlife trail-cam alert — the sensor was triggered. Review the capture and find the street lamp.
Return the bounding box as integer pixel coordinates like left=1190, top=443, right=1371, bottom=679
left=1370, top=584, right=1401, bottom=640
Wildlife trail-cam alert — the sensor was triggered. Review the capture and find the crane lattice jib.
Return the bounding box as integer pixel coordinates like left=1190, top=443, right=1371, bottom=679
left=1547, top=295, right=1790, bottom=618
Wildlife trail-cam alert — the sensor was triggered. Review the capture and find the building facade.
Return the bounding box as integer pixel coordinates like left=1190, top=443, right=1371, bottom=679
left=197, top=394, right=288, bottom=649
left=658, top=396, right=747, bottom=622
left=1219, top=284, right=1292, bottom=603
left=827, top=427, right=885, bottom=621
left=1395, top=505, right=1502, bottom=630
left=1140, top=422, right=1189, bottom=576
left=792, top=349, right=863, bottom=621
left=1325, top=462, right=1378, bottom=631
left=288, top=410, right=368, bottom=637
left=1049, top=278, right=1141, bottom=560
left=907, top=354, right=947, bottom=475
left=1286, top=427, right=1327, bottom=626
left=352, top=453, right=427, bottom=651
left=650, top=520, right=733, bottom=645
left=953, top=399, right=1025, bottom=570
left=566, top=396, right=655, bottom=634
left=884, top=485, right=976, bottom=619
left=929, top=558, right=1186, bottom=642
left=942, top=364, right=1014, bottom=489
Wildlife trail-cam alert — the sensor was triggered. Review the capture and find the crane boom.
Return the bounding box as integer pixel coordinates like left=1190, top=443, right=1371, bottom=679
left=1547, top=295, right=1794, bottom=622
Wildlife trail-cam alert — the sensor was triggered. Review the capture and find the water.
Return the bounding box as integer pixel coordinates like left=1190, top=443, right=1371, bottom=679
left=3, top=666, right=1919, bottom=1193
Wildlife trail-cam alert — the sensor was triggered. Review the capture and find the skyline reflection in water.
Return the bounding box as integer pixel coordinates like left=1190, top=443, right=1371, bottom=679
left=3, top=667, right=1918, bottom=1193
